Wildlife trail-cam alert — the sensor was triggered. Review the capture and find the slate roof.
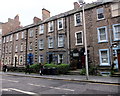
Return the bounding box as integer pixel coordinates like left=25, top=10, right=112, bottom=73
left=3, top=0, right=119, bottom=37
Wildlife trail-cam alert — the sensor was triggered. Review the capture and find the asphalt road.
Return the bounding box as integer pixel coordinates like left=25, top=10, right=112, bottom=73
left=1, top=74, right=120, bottom=96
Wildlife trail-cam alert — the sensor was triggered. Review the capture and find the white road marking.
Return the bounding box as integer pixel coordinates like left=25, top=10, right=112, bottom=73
left=1, top=88, right=11, bottom=91
left=28, top=83, right=46, bottom=87
left=0, top=79, right=19, bottom=83
left=28, top=83, right=75, bottom=92
left=8, top=88, right=37, bottom=95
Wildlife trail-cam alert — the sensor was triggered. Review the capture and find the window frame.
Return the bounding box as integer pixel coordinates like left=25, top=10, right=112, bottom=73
left=97, top=26, right=108, bottom=43
left=20, top=44, right=23, bottom=52
left=39, top=55, right=44, bottom=63
left=15, top=45, right=18, bottom=52
left=48, top=21, right=54, bottom=32
left=29, top=42, right=33, bottom=50
left=19, top=55, right=23, bottom=65
left=111, top=3, right=120, bottom=17
left=16, top=33, right=19, bottom=40
left=112, top=24, right=120, bottom=41
left=39, top=39, right=44, bottom=50
left=97, top=8, right=105, bottom=20
left=99, top=49, right=110, bottom=66
left=57, top=18, right=63, bottom=30
left=10, top=35, right=13, bottom=41
left=29, top=29, right=34, bottom=37
left=21, top=32, right=24, bottom=39
left=58, top=54, right=63, bottom=64
left=58, top=34, right=64, bottom=47
left=48, top=37, right=54, bottom=48
left=75, top=31, right=83, bottom=45
left=39, top=24, right=44, bottom=34
left=74, top=12, right=82, bottom=26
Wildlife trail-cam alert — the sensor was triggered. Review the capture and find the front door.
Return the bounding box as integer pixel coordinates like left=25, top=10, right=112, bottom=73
left=49, top=54, right=53, bottom=64
left=117, top=50, right=120, bottom=71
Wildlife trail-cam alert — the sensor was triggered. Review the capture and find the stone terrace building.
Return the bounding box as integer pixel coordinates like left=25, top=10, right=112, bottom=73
left=2, top=1, right=120, bottom=74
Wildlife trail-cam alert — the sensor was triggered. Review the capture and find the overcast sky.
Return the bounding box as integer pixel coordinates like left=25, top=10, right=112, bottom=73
left=0, top=0, right=97, bottom=26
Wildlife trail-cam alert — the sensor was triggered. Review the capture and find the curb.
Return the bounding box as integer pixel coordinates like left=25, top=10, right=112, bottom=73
left=3, top=73, right=120, bottom=85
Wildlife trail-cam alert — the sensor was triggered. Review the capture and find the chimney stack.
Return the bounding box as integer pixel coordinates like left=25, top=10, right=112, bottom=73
left=74, top=2, right=80, bottom=9
left=33, top=17, right=41, bottom=24
left=42, top=8, right=50, bottom=21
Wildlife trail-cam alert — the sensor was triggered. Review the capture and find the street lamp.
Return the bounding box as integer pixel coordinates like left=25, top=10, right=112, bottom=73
left=78, top=0, right=89, bottom=80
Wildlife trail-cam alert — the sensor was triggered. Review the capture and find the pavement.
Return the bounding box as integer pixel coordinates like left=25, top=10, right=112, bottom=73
left=0, top=71, right=120, bottom=85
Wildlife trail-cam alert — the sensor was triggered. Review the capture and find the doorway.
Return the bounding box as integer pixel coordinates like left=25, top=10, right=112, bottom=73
left=49, top=54, right=53, bottom=64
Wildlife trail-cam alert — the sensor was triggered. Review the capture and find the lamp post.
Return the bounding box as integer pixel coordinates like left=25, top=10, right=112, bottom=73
left=78, top=0, right=89, bottom=80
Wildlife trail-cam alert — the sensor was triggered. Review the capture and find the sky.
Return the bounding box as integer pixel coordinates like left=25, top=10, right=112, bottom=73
left=0, top=0, right=97, bottom=26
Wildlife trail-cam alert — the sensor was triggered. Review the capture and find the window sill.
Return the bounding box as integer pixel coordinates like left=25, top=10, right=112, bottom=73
left=48, top=47, right=54, bottom=49
left=97, top=18, right=105, bottom=22
left=74, top=24, right=82, bottom=27
left=39, top=33, right=44, bottom=35
left=58, top=46, right=64, bottom=48
left=114, top=39, right=120, bottom=42
left=58, top=28, right=63, bottom=31
left=99, top=64, right=110, bottom=67
left=75, top=43, right=83, bottom=46
left=39, top=49, right=44, bottom=51
left=98, top=41, right=108, bottom=44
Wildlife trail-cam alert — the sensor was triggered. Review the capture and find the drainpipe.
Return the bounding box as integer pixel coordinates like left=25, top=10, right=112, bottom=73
left=12, top=34, right=14, bottom=67
left=25, top=29, right=28, bottom=66
left=67, top=15, right=71, bottom=64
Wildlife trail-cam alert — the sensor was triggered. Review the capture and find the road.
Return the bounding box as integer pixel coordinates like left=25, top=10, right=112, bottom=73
left=1, top=74, right=120, bottom=96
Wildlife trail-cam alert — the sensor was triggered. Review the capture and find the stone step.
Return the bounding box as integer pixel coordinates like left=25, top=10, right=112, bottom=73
left=67, top=69, right=81, bottom=75
left=111, top=72, right=120, bottom=77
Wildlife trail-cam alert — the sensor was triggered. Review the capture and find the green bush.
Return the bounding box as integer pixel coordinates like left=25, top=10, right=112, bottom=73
left=43, top=63, right=57, bottom=69
left=43, top=63, right=70, bottom=74
left=30, top=64, right=40, bottom=73
left=57, top=64, right=70, bottom=74
left=80, top=68, right=86, bottom=75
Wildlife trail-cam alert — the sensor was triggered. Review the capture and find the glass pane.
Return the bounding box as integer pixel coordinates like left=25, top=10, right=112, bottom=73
left=97, top=8, right=103, bottom=14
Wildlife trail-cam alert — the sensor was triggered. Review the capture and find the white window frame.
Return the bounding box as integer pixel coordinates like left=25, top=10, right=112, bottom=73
left=111, top=3, right=120, bottom=17
left=99, top=49, right=110, bottom=66
left=29, top=42, right=32, bottom=50
left=9, top=45, right=12, bottom=53
left=58, top=34, right=64, bottom=47
left=39, top=39, right=44, bottom=49
left=15, top=45, right=18, bottom=52
left=57, top=18, right=63, bottom=30
left=3, top=37, right=5, bottom=43
left=97, top=8, right=105, bottom=20
left=20, top=44, right=23, bottom=51
left=97, top=26, right=108, bottom=43
left=10, top=35, right=13, bottom=41
left=21, top=32, right=24, bottom=39
left=39, top=24, right=44, bottom=34
left=48, top=21, right=54, bottom=32
left=39, top=55, right=44, bottom=63
left=6, top=36, right=9, bottom=43
left=48, top=37, right=54, bottom=48
left=19, top=55, right=23, bottom=65
left=113, top=24, right=120, bottom=41
left=29, top=29, right=34, bottom=37
left=0, top=29, right=2, bottom=34
left=58, top=54, right=63, bottom=64
left=75, top=31, right=83, bottom=45
left=16, top=33, right=19, bottom=40
left=74, top=12, right=82, bottom=26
